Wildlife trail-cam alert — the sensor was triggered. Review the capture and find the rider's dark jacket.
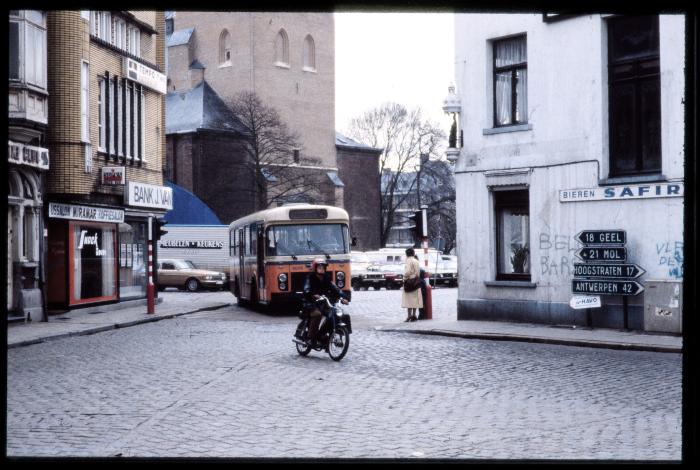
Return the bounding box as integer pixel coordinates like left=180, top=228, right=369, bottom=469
left=302, top=272, right=345, bottom=310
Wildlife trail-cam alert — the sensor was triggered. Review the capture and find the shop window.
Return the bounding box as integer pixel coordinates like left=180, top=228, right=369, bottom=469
left=119, top=221, right=147, bottom=300
left=69, top=222, right=118, bottom=305
left=494, top=189, right=530, bottom=281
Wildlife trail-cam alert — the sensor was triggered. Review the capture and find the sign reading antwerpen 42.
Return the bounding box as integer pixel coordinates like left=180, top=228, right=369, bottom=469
left=125, top=181, right=173, bottom=210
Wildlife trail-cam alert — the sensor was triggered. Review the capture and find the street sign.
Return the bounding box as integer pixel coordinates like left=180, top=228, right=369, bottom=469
left=569, top=295, right=602, bottom=309
left=573, top=263, right=645, bottom=279
left=576, top=230, right=626, bottom=245
left=571, top=279, right=644, bottom=296
left=575, top=247, right=627, bottom=262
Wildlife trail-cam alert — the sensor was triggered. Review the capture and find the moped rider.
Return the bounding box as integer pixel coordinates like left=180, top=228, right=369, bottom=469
left=302, top=258, right=349, bottom=347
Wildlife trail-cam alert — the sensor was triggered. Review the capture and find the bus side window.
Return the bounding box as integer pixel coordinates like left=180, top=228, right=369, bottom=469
left=244, top=226, right=250, bottom=256
left=230, top=230, right=236, bottom=257
left=250, top=223, right=257, bottom=256
left=238, top=228, right=244, bottom=256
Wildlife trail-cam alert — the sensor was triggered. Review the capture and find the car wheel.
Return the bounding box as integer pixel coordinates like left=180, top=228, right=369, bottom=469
left=185, top=278, right=200, bottom=292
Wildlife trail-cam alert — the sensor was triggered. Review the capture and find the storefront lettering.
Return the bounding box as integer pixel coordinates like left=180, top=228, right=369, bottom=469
left=160, top=240, right=224, bottom=249
left=560, top=182, right=684, bottom=202
left=48, top=203, right=124, bottom=223
left=78, top=230, right=106, bottom=256
left=126, top=182, right=173, bottom=210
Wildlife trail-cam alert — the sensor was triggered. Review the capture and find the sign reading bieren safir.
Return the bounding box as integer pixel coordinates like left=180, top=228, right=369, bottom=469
left=559, top=182, right=683, bottom=202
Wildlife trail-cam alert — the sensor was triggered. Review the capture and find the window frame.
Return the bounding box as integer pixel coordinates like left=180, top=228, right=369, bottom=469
left=492, top=34, right=528, bottom=128
left=80, top=61, right=90, bottom=143
left=494, top=189, right=531, bottom=282
left=303, top=34, right=316, bottom=72
left=274, top=29, right=290, bottom=67
left=607, top=15, right=661, bottom=177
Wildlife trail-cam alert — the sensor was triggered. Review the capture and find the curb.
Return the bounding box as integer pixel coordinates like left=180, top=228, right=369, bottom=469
left=7, top=303, right=231, bottom=349
left=379, top=328, right=682, bottom=354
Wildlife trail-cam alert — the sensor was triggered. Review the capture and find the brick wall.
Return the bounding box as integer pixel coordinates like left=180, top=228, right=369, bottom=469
left=169, top=12, right=336, bottom=168
left=337, top=147, right=382, bottom=250
left=46, top=10, right=166, bottom=201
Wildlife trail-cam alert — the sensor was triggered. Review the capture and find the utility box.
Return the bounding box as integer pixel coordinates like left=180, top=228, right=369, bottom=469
left=644, top=280, right=682, bottom=334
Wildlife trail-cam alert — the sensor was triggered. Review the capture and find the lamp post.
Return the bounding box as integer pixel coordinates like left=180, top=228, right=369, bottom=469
left=442, top=84, right=462, bottom=163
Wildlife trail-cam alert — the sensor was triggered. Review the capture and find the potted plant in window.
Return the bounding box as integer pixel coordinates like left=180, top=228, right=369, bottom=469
left=510, top=244, right=529, bottom=274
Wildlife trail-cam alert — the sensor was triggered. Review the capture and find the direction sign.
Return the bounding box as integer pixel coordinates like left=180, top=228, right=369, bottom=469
left=571, top=279, right=644, bottom=296
left=575, top=247, right=627, bottom=262
left=573, top=263, right=645, bottom=279
left=576, top=230, right=626, bottom=245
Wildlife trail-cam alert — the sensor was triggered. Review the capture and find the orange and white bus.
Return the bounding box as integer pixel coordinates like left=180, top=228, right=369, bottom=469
left=228, top=204, right=353, bottom=310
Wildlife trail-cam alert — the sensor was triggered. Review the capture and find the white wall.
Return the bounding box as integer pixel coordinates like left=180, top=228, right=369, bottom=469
left=452, top=14, right=685, bottom=320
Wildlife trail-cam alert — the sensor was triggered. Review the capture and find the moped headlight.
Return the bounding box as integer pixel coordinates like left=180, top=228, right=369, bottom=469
left=336, top=271, right=345, bottom=281
left=278, top=273, right=288, bottom=283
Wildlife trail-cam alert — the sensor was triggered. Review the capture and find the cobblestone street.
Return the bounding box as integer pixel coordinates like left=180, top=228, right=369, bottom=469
left=7, top=288, right=682, bottom=460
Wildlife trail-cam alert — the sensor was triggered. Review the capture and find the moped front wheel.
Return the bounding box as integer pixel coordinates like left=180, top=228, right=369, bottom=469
left=295, top=323, right=311, bottom=356
left=327, top=327, right=349, bottom=362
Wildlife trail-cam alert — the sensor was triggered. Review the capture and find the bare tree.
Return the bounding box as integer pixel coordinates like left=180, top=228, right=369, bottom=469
left=348, top=103, right=446, bottom=246
left=419, top=159, right=456, bottom=253
left=226, top=91, right=324, bottom=211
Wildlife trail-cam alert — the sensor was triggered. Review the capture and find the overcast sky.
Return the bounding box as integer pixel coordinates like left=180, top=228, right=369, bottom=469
left=334, top=12, right=455, bottom=136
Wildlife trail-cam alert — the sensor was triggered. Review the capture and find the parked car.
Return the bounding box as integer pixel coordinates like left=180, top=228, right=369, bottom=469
left=377, top=263, right=404, bottom=290
left=157, top=259, right=227, bottom=292
left=351, top=264, right=386, bottom=291
left=432, top=256, right=458, bottom=287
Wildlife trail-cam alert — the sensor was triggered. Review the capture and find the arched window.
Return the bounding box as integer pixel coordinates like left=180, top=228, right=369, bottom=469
left=274, top=29, right=289, bottom=67
left=303, top=35, right=315, bottom=71
left=219, top=29, right=231, bottom=65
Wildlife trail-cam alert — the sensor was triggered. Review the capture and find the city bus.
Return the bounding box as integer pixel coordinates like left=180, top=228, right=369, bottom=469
left=228, top=204, right=353, bottom=310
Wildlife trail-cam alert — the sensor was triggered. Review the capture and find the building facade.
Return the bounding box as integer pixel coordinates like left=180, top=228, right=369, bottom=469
left=336, top=132, right=383, bottom=251
left=451, top=14, right=685, bottom=329
left=44, top=11, right=169, bottom=311
left=8, top=10, right=51, bottom=321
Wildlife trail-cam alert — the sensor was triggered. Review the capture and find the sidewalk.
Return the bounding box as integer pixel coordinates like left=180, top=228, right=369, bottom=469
left=378, top=319, right=682, bottom=353
left=6, top=293, right=231, bottom=349
left=7, top=295, right=682, bottom=353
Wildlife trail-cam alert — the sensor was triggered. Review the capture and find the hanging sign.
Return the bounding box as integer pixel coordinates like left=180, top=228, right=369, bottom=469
left=101, top=166, right=126, bottom=185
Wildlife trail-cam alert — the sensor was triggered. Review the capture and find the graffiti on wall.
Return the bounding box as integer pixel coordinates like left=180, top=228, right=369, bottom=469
left=539, top=230, right=577, bottom=277
left=657, top=241, right=684, bottom=279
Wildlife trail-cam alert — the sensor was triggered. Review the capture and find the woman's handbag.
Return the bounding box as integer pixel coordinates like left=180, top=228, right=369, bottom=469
left=403, top=276, right=422, bottom=292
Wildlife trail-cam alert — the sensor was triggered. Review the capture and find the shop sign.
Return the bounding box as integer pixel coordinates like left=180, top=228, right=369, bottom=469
left=8, top=141, right=50, bottom=170
left=123, top=58, right=166, bottom=94
left=125, top=181, right=173, bottom=210
left=101, top=166, right=126, bottom=185
left=160, top=240, right=224, bottom=249
left=559, top=182, right=683, bottom=202
left=78, top=230, right=106, bottom=256
left=49, top=202, right=124, bottom=223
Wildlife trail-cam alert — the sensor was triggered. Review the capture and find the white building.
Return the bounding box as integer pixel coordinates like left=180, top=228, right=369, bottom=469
left=449, top=14, right=685, bottom=330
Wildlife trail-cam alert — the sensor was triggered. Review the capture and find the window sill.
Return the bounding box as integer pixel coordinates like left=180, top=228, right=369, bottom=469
left=599, top=174, right=666, bottom=186
left=302, top=66, right=317, bottom=73
left=483, top=123, right=532, bottom=135
left=218, top=62, right=232, bottom=69
left=484, top=280, right=537, bottom=288
left=274, top=62, right=290, bottom=69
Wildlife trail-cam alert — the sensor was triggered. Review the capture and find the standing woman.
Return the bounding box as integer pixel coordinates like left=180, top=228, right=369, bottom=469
left=402, top=248, right=423, bottom=322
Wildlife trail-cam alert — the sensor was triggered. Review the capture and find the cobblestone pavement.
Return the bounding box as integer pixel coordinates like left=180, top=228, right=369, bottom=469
left=7, top=288, right=682, bottom=460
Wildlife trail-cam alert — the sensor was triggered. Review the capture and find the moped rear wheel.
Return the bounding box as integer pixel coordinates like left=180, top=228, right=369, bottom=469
left=327, top=327, right=349, bottom=362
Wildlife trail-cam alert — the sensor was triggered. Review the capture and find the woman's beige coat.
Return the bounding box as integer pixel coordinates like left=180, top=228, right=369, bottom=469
left=401, top=256, right=423, bottom=308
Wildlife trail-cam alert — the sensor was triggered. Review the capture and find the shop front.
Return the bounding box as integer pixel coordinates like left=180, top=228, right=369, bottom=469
left=47, top=203, right=123, bottom=309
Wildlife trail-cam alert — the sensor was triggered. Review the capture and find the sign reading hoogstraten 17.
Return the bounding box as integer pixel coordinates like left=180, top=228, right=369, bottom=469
left=560, top=182, right=683, bottom=202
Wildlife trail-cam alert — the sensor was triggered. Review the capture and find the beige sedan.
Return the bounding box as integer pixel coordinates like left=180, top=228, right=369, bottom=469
left=157, top=259, right=227, bottom=292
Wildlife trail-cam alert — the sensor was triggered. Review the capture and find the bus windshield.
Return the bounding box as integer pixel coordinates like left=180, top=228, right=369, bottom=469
left=267, top=224, right=348, bottom=256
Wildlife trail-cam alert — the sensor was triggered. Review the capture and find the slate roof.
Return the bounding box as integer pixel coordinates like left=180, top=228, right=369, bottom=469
left=335, top=132, right=383, bottom=153
left=166, top=81, right=248, bottom=136
left=166, top=27, right=194, bottom=47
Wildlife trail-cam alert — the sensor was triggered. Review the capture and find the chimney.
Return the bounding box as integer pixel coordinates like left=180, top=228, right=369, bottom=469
left=189, top=60, right=205, bottom=88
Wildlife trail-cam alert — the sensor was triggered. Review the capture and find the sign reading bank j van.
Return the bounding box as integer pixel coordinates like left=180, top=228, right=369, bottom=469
left=559, top=182, right=683, bottom=202
left=125, top=181, right=173, bottom=210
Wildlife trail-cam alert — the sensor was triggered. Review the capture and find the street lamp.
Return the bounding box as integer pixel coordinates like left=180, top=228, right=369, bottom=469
left=442, top=84, right=461, bottom=163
